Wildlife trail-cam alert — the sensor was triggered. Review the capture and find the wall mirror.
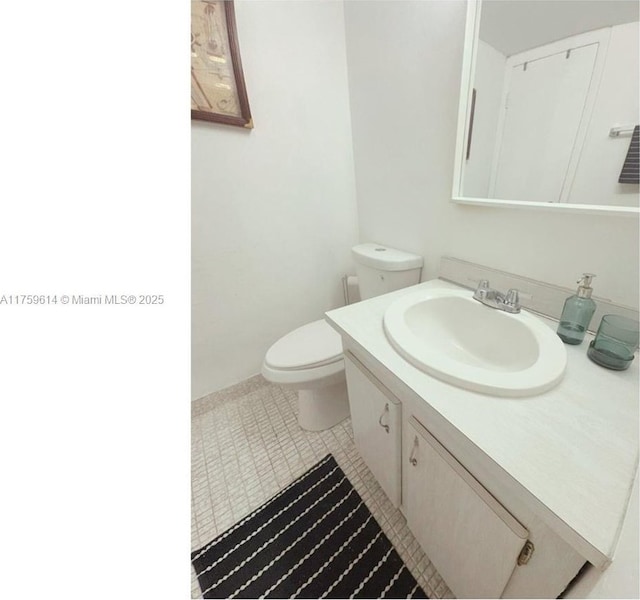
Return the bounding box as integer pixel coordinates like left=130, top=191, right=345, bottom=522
left=452, top=0, right=640, bottom=215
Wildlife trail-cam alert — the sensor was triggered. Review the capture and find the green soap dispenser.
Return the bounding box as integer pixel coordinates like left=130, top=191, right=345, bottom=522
left=557, top=274, right=597, bottom=345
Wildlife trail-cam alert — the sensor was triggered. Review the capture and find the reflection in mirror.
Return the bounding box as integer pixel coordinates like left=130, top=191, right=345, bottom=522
left=458, top=0, right=639, bottom=211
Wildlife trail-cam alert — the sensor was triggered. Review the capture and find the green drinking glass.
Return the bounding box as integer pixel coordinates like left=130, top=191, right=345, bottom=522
left=587, top=315, right=639, bottom=370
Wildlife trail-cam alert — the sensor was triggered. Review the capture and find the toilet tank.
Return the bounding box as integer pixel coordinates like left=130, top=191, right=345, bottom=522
left=352, top=243, right=423, bottom=300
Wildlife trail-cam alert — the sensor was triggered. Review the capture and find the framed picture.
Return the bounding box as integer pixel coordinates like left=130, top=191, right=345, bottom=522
left=191, top=0, right=253, bottom=128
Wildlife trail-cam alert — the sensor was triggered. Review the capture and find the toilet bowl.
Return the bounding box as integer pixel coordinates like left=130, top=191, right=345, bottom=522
left=261, top=319, right=348, bottom=431
left=262, top=243, right=423, bottom=431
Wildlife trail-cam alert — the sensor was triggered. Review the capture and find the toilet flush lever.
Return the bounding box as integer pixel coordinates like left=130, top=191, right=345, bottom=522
left=378, top=403, right=390, bottom=434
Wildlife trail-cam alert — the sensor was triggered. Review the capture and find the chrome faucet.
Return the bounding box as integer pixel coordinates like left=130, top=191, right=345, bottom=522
left=472, top=280, right=521, bottom=314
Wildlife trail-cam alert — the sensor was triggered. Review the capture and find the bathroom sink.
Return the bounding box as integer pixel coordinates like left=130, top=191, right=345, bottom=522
left=383, top=289, right=566, bottom=397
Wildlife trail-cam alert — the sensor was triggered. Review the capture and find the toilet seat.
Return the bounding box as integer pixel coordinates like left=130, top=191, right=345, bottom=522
left=264, top=319, right=343, bottom=370
left=262, top=357, right=345, bottom=388
left=262, top=319, right=345, bottom=388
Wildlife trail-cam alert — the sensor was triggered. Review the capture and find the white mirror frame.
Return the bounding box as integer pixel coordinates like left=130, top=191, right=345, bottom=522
left=451, top=0, right=640, bottom=217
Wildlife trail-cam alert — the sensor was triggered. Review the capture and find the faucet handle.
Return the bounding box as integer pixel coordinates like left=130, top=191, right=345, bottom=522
left=504, top=288, right=521, bottom=312
left=473, top=279, right=490, bottom=300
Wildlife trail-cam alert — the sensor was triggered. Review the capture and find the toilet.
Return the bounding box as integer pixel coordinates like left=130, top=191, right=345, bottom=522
left=262, top=243, right=423, bottom=431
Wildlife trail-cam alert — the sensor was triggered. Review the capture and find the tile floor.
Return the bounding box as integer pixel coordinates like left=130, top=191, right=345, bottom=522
left=191, top=375, right=454, bottom=599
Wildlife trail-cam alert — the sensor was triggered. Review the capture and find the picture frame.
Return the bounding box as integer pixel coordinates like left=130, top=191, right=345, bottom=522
left=191, top=0, right=253, bottom=128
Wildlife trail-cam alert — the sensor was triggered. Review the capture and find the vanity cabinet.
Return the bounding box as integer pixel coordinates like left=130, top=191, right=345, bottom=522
left=406, top=416, right=529, bottom=599
left=327, top=277, right=636, bottom=598
left=344, top=351, right=401, bottom=507
left=342, top=347, right=586, bottom=599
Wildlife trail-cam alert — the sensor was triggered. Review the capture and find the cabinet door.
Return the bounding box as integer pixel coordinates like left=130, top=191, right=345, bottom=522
left=406, top=416, right=528, bottom=599
left=344, top=351, right=401, bottom=507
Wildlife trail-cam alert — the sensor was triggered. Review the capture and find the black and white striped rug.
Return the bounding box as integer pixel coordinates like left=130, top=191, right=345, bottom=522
left=191, top=454, right=428, bottom=599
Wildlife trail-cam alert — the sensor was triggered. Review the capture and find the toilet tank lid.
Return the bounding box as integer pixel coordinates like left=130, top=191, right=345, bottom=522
left=352, top=243, right=423, bottom=271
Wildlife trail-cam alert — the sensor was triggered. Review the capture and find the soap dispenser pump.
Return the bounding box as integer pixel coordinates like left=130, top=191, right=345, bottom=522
left=557, top=274, right=597, bottom=345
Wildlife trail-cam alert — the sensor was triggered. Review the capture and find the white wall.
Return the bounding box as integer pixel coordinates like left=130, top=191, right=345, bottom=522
left=344, top=0, right=639, bottom=309
left=344, top=0, right=464, bottom=281
left=192, top=0, right=359, bottom=400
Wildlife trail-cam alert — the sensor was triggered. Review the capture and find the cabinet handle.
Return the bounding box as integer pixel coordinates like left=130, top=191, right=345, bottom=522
left=378, top=403, right=390, bottom=433
left=409, top=436, right=419, bottom=466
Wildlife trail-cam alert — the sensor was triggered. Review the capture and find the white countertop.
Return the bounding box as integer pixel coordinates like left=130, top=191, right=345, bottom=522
left=326, top=279, right=639, bottom=568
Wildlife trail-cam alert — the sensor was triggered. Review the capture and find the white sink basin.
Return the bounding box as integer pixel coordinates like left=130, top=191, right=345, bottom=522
left=383, top=289, right=566, bottom=397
